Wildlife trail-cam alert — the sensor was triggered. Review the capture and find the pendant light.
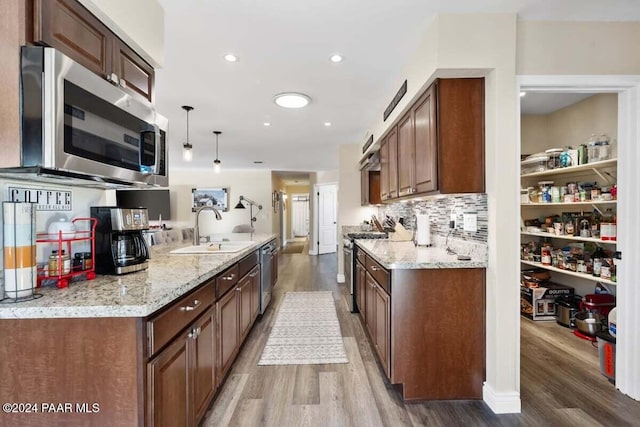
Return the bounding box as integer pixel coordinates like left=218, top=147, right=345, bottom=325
left=213, top=131, right=222, bottom=173
left=181, top=106, right=194, bottom=162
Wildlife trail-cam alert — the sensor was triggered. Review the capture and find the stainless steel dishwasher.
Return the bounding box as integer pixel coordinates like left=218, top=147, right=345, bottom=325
left=259, top=239, right=277, bottom=314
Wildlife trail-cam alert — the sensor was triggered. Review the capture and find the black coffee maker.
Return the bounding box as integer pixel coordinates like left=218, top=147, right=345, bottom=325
left=91, top=207, right=150, bottom=275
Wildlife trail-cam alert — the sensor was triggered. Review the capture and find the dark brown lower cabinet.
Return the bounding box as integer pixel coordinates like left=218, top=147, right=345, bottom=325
left=364, top=271, right=390, bottom=378
left=217, top=284, right=240, bottom=380
left=147, top=306, right=215, bottom=427
left=239, top=272, right=253, bottom=341
left=356, top=244, right=486, bottom=401
left=192, top=309, right=216, bottom=423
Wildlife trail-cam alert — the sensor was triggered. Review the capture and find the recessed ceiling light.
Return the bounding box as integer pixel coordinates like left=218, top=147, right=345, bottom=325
left=253, top=161, right=263, bottom=164
left=273, top=92, right=311, bottom=109
left=520, top=91, right=526, bottom=97
left=224, top=54, right=238, bottom=62
left=263, top=122, right=271, bottom=126
left=324, top=122, right=332, bottom=127
left=330, top=54, right=343, bottom=63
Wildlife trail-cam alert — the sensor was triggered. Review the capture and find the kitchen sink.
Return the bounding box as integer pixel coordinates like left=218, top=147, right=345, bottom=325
left=170, top=241, right=256, bottom=254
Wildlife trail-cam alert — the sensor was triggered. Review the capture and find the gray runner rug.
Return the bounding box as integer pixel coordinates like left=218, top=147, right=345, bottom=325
left=258, top=291, right=348, bottom=365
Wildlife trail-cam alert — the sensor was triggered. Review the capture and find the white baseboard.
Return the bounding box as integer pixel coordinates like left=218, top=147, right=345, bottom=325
left=308, top=248, right=318, bottom=256
left=336, top=274, right=345, bottom=283
left=483, top=383, right=521, bottom=414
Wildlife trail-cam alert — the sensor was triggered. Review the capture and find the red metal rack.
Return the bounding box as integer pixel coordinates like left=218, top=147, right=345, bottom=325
left=36, top=218, right=97, bottom=289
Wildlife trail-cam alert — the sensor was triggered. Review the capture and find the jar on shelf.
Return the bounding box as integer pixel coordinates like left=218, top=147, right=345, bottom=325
left=48, top=250, right=71, bottom=275
left=587, top=133, right=599, bottom=163
left=598, top=134, right=611, bottom=161
left=538, top=181, right=554, bottom=203
left=74, top=252, right=93, bottom=271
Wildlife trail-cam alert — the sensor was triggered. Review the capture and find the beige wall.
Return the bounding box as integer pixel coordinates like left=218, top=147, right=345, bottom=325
left=169, top=169, right=273, bottom=235
left=522, top=94, right=618, bottom=155
left=337, top=144, right=377, bottom=277
left=517, top=21, right=640, bottom=75
left=520, top=115, right=550, bottom=155
left=78, top=0, right=164, bottom=67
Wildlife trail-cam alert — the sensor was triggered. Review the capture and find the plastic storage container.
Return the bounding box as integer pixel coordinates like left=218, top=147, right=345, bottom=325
left=596, top=332, right=616, bottom=381
left=521, top=154, right=549, bottom=174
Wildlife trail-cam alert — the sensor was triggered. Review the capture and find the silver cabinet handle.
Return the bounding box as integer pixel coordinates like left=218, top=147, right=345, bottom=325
left=236, top=287, right=241, bottom=292
left=119, top=79, right=127, bottom=89
left=180, top=299, right=201, bottom=311
left=222, top=274, right=235, bottom=281
left=188, top=326, right=202, bottom=339
left=249, top=272, right=258, bottom=278
left=371, top=265, right=379, bottom=271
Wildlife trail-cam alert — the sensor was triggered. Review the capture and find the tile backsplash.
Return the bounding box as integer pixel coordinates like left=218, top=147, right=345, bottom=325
left=377, top=193, right=488, bottom=243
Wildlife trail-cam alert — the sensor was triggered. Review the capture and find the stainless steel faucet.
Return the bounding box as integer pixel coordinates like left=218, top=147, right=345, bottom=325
left=193, top=206, right=222, bottom=245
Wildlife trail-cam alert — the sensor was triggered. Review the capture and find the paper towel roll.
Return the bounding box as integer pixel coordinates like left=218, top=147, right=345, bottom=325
left=415, top=214, right=431, bottom=246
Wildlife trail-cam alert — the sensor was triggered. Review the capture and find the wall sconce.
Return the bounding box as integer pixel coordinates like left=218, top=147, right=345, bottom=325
left=235, top=196, right=263, bottom=228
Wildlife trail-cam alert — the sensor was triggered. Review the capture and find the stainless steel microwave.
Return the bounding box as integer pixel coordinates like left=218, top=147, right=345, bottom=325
left=16, top=46, right=168, bottom=187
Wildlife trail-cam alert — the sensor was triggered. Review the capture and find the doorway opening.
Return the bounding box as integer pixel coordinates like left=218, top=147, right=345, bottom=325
left=516, top=76, right=640, bottom=406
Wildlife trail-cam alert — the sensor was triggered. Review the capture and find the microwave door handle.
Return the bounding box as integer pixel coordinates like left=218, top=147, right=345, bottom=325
left=139, top=124, right=159, bottom=174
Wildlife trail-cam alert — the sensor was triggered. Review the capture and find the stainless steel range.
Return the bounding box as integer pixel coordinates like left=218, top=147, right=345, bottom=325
left=343, top=231, right=386, bottom=313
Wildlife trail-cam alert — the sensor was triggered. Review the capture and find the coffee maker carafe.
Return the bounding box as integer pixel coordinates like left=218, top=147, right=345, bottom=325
left=91, top=207, right=150, bottom=275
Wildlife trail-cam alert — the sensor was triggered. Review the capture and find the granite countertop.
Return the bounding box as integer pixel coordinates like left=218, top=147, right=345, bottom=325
left=355, top=238, right=487, bottom=270
left=0, top=233, right=276, bottom=319
left=341, top=225, right=387, bottom=240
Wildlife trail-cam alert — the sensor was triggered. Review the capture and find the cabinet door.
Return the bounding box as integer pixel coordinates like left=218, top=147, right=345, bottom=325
left=368, top=171, right=382, bottom=205
left=361, top=168, right=369, bottom=206
left=192, top=308, right=216, bottom=424
left=387, top=126, right=399, bottom=199
left=34, top=0, right=112, bottom=77
left=147, top=330, right=190, bottom=427
left=238, top=274, right=253, bottom=341
left=365, top=272, right=376, bottom=338
left=413, top=85, right=438, bottom=194
left=397, top=111, right=415, bottom=197
left=356, top=261, right=366, bottom=320
left=250, top=266, right=261, bottom=322
left=379, top=138, right=389, bottom=201
left=216, top=288, right=239, bottom=380
left=373, top=284, right=391, bottom=378
left=112, top=39, right=154, bottom=101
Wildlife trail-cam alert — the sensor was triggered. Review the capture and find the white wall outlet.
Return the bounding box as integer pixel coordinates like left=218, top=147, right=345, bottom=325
left=463, top=214, right=478, bottom=232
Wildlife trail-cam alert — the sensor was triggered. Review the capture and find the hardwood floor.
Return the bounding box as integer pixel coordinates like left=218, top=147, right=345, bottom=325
left=203, top=252, right=640, bottom=426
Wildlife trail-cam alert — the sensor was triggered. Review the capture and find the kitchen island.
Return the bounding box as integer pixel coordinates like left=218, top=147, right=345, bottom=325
left=0, top=233, right=276, bottom=427
left=353, top=238, right=487, bottom=401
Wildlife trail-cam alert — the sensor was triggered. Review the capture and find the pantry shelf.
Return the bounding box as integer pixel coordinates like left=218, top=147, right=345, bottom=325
left=520, top=231, right=617, bottom=246
left=520, top=158, right=617, bottom=178
left=520, top=260, right=617, bottom=286
left=521, top=201, right=617, bottom=207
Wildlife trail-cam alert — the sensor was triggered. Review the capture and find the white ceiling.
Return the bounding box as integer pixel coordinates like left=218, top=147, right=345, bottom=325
left=156, top=0, right=640, bottom=172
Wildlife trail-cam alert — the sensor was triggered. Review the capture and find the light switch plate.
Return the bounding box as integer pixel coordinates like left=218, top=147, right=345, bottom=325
left=463, top=214, right=477, bottom=232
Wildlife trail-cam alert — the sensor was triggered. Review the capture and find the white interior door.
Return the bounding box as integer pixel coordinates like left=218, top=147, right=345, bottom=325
left=318, top=184, right=337, bottom=254
left=292, top=197, right=309, bottom=237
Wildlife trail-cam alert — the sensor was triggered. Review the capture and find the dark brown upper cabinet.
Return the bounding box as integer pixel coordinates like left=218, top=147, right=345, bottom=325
left=387, top=126, right=399, bottom=199
left=377, top=78, right=484, bottom=201
left=379, top=138, right=390, bottom=202
left=361, top=169, right=381, bottom=206
left=34, top=0, right=154, bottom=101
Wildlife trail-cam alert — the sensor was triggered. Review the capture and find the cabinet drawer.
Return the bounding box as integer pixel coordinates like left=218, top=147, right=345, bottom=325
left=238, top=250, right=259, bottom=279
left=147, top=280, right=215, bottom=356
left=365, top=256, right=390, bottom=294
left=355, top=246, right=366, bottom=266
left=216, top=264, right=240, bottom=299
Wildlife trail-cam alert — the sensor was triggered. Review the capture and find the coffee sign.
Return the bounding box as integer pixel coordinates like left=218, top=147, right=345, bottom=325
left=7, top=186, right=72, bottom=211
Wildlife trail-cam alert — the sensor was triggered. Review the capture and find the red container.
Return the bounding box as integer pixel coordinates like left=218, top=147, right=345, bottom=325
left=580, top=293, right=615, bottom=316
